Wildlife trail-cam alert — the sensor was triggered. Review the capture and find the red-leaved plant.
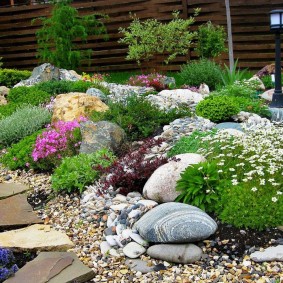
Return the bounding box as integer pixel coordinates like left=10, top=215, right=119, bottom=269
left=94, top=138, right=168, bottom=195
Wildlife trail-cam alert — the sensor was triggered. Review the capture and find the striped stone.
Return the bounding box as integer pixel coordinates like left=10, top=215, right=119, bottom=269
left=134, top=202, right=217, bottom=243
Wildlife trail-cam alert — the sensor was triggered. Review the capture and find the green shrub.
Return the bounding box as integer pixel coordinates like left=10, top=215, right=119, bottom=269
left=0, top=69, right=31, bottom=88
left=0, top=103, right=23, bottom=120
left=216, top=82, right=256, bottom=98
left=0, top=105, right=51, bottom=147
left=51, top=149, right=116, bottom=193
left=1, top=130, right=43, bottom=170
left=175, top=161, right=222, bottom=212
left=261, top=75, right=277, bottom=90
left=167, top=130, right=217, bottom=157
left=7, top=86, right=51, bottom=106
left=196, top=95, right=240, bottom=122
left=179, top=59, right=223, bottom=90
left=195, top=21, right=227, bottom=59
left=90, top=96, right=191, bottom=141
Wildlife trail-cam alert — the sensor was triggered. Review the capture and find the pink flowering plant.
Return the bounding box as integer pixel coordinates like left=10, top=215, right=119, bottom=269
left=128, top=73, right=168, bottom=91
left=81, top=72, right=109, bottom=83
left=32, top=118, right=86, bottom=171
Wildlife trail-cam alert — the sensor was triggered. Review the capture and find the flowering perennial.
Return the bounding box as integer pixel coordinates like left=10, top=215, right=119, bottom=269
left=128, top=73, right=168, bottom=91
left=0, top=248, right=18, bottom=282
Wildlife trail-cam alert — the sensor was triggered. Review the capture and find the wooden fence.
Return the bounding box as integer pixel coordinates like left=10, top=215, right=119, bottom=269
left=0, top=0, right=282, bottom=72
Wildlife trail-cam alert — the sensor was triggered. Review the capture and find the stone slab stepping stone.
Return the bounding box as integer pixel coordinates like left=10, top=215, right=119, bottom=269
left=125, top=259, right=155, bottom=274
left=0, top=194, right=43, bottom=228
left=4, top=252, right=95, bottom=283
left=250, top=245, right=283, bottom=262
left=0, top=224, right=74, bottom=252
left=0, top=183, right=30, bottom=200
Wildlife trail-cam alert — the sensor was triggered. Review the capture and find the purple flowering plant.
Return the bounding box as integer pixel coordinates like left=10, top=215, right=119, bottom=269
left=0, top=248, right=18, bottom=282
left=32, top=117, right=86, bottom=170
left=128, top=73, right=168, bottom=91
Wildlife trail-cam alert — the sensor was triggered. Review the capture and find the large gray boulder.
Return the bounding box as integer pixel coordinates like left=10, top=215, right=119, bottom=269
left=79, top=120, right=126, bottom=154
left=134, top=202, right=217, bottom=243
left=147, top=243, right=202, bottom=264
left=143, top=153, right=205, bottom=203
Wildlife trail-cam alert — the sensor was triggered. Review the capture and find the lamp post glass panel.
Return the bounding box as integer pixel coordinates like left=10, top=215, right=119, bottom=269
left=270, top=10, right=283, bottom=107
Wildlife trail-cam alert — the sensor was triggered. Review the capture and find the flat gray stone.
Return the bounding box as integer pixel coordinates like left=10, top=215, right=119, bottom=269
left=125, top=259, right=155, bottom=273
left=215, top=122, right=243, bottom=131
left=4, top=252, right=95, bottom=283
left=250, top=245, right=283, bottom=262
left=134, top=202, right=217, bottom=243
left=123, top=242, right=146, bottom=258
left=0, top=183, right=30, bottom=199
left=0, top=224, right=74, bottom=252
left=0, top=194, right=43, bottom=227
left=147, top=243, right=202, bottom=263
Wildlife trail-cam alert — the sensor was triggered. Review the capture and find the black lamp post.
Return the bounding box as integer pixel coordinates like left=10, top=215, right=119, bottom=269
left=270, top=10, right=283, bottom=108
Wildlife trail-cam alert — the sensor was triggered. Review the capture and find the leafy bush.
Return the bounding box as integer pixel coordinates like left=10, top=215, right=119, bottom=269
left=7, top=86, right=51, bottom=106
left=51, top=149, right=116, bottom=194
left=0, top=105, right=51, bottom=147
left=220, top=59, right=250, bottom=86
left=179, top=59, right=223, bottom=90
left=90, top=95, right=191, bottom=141
left=196, top=95, right=240, bottom=122
left=195, top=21, right=227, bottom=59
left=0, top=69, right=31, bottom=88
left=119, top=11, right=198, bottom=67
left=197, top=126, right=283, bottom=230
left=0, top=247, right=18, bottom=283
left=34, top=0, right=108, bottom=69
left=175, top=161, right=222, bottom=212
left=1, top=130, right=43, bottom=171
left=32, top=119, right=84, bottom=171
left=96, top=138, right=168, bottom=195
left=0, top=103, right=22, bottom=120
left=261, top=75, right=275, bottom=90
left=167, top=130, right=217, bottom=157
left=216, top=82, right=256, bottom=98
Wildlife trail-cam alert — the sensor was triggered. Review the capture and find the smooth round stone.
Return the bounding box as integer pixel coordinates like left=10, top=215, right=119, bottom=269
left=215, top=122, right=243, bottom=131
left=147, top=243, right=202, bottom=264
left=127, top=192, right=142, bottom=198
left=122, top=229, right=132, bottom=239
left=110, top=204, right=128, bottom=212
left=137, top=200, right=158, bottom=208
left=125, top=259, right=155, bottom=273
left=123, top=242, right=146, bottom=259
left=128, top=210, right=141, bottom=219
left=134, top=202, right=217, bottom=243
left=105, top=235, right=117, bottom=247
left=129, top=232, right=148, bottom=247
left=112, top=194, right=128, bottom=203
left=100, top=241, right=111, bottom=255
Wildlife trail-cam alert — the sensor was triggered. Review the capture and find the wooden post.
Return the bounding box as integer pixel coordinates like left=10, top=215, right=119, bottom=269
left=181, top=0, right=188, bottom=19
left=10, top=0, right=14, bottom=6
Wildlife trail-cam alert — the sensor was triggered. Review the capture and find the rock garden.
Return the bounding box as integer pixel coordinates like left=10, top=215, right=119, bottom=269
left=0, top=1, right=283, bottom=282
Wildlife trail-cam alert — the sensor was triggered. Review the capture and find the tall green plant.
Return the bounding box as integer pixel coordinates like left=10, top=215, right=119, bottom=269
left=118, top=10, right=199, bottom=68
left=195, top=21, right=227, bottom=59
left=33, top=0, right=108, bottom=70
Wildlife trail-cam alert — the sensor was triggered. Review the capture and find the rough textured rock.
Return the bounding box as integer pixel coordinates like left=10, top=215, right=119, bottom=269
left=52, top=92, right=108, bottom=123
left=260, top=89, right=274, bottom=101
left=123, top=242, right=146, bottom=258
left=14, top=63, right=81, bottom=87
left=86, top=88, right=107, bottom=102
left=134, top=202, right=217, bottom=243
left=247, top=75, right=265, bottom=90
left=146, top=243, right=203, bottom=264
left=0, top=183, right=30, bottom=199
left=146, top=89, right=203, bottom=110
left=256, top=63, right=279, bottom=77
left=0, top=224, right=74, bottom=252
left=5, top=252, right=95, bottom=283
left=250, top=246, right=283, bottom=262
left=0, top=86, right=9, bottom=105
left=79, top=120, right=126, bottom=154
left=0, top=194, right=43, bottom=227
left=143, top=153, right=205, bottom=203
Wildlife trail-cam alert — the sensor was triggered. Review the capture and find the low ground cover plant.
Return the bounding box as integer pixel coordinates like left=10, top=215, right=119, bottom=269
left=0, top=105, right=51, bottom=147
left=0, top=247, right=18, bottom=282
left=96, top=138, right=168, bottom=195
left=186, top=127, right=283, bottom=230
left=32, top=119, right=84, bottom=171
left=51, top=149, right=116, bottom=193
left=179, top=59, right=223, bottom=90
left=91, top=95, right=191, bottom=141
left=0, top=104, right=23, bottom=120
left=0, top=69, right=31, bottom=88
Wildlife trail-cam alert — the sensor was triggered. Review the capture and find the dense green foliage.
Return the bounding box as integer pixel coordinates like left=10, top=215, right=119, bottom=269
left=34, top=0, right=108, bottom=69
left=195, top=21, right=227, bottom=59
left=176, top=161, right=222, bottom=212
left=0, top=105, right=51, bottom=147
left=1, top=130, right=43, bottom=170
left=8, top=87, right=51, bottom=106
left=196, top=95, right=240, bottom=122
left=0, top=69, right=31, bottom=88
left=119, top=11, right=198, bottom=68
left=51, top=149, right=116, bottom=193
left=90, top=95, right=191, bottom=141
left=0, top=103, right=23, bottom=120
left=167, top=130, right=217, bottom=157
left=179, top=59, right=223, bottom=90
